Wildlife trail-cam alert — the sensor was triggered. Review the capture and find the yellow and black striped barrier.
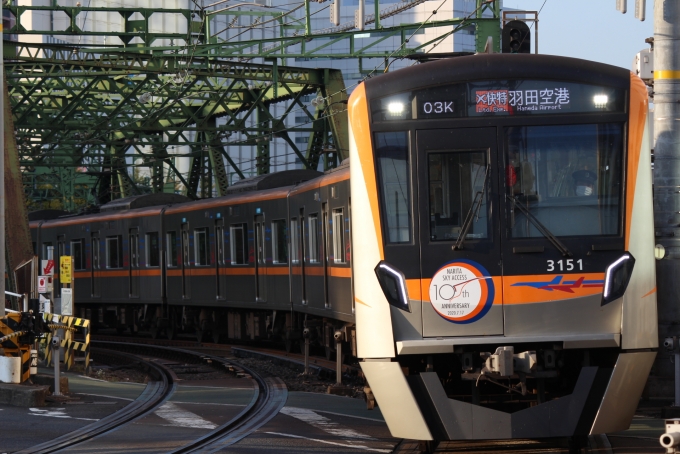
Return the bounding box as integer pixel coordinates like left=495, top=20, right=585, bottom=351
left=1, top=315, right=32, bottom=382
left=0, top=330, right=27, bottom=344
left=42, top=314, right=91, bottom=372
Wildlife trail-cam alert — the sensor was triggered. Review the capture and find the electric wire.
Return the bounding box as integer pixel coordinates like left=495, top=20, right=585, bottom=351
left=23, top=1, right=491, bottom=190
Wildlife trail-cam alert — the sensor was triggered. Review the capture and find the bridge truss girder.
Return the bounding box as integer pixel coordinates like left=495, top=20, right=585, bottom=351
left=8, top=51, right=343, bottom=208
left=5, top=0, right=501, bottom=209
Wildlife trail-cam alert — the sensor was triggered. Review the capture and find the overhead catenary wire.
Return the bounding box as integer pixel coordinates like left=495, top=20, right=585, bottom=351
left=29, top=0, right=491, bottom=189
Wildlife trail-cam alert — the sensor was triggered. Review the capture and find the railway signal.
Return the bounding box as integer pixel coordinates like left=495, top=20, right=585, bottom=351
left=502, top=20, right=530, bottom=54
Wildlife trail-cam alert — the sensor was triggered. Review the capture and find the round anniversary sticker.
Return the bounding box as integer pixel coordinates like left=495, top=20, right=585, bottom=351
left=428, top=260, right=495, bottom=324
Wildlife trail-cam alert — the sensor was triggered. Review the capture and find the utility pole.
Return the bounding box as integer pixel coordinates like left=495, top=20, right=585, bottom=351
left=1, top=7, right=6, bottom=307
left=654, top=1, right=680, bottom=396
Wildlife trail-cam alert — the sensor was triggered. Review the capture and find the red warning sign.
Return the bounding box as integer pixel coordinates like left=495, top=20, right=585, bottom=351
left=38, top=276, right=47, bottom=293
left=42, top=259, right=55, bottom=276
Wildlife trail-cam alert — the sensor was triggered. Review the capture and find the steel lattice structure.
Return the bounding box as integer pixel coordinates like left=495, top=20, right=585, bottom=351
left=4, top=0, right=500, bottom=210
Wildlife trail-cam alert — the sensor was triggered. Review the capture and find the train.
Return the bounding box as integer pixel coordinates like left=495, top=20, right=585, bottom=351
left=31, top=53, right=657, bottom=446
left=30, top=167, right=352, bottom=357
left=349, top=53, right=657, bottom=445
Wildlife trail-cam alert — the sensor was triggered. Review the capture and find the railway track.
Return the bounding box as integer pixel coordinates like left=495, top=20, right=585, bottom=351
left=16, top=347, right=175, bottom=454
left=92, top=333, right=361, bottom=376
left=18, top=342, right=287, bottom=454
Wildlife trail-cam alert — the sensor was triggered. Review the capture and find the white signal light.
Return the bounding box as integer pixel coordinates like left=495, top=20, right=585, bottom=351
left=593, top=95, right=608, bottom=108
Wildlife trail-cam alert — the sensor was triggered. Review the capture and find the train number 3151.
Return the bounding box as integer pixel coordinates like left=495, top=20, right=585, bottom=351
left=547, top=259, right=583, bottom=272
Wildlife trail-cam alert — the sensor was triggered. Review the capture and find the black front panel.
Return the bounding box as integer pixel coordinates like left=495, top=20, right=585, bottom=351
left=417, top=128, right=503, bottom=336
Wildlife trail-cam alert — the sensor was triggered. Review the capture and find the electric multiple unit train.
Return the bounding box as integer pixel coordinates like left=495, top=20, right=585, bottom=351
left=350, top=54, right=657, bottom=442
left=30, top=54, right=656, bottom=443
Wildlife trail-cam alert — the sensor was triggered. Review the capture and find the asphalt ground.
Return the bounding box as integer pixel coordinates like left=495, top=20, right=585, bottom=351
left=0, top=368, right=670, bottom=454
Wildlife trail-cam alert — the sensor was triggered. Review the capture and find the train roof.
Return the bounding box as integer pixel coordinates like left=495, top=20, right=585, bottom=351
left=27, top=209, right=71, bottom=222
left=364, top=54, right=631, bottom=99
left=30, top=167, right=348, bottom=226
left=226, top=169, right=323, bottom=195
left=99, top=193, right=192, bottom=213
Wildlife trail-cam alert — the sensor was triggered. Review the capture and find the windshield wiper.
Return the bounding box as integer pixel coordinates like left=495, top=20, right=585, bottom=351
left=454, top=166, right=489, bottom=251
left=507, top=195, right=573, bottom=257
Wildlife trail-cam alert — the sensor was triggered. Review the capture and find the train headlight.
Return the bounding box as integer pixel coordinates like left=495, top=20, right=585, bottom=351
left=601, top=252, right=635, bottom=306
left=374, top=261, right=411, bottom=313
left=387, top=102, right=404, bottom=115
left=593, top=94, right=608, bottom=108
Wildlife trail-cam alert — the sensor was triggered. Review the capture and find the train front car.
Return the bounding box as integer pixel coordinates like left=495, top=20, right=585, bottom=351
left=349, top=54, right=657, bottom=442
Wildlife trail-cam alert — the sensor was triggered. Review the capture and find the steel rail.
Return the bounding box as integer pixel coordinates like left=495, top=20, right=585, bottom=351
left=88, top=341, right=288, bottom=453
left=17, top=347, right=176, bottom=454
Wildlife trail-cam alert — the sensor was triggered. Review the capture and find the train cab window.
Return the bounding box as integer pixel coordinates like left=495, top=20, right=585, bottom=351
left=290, top=218, right=300, bottom=264
left=146, top=232, right=160, bottom=267
left=375, top=132, right=413, bottom=244
left=71, top=240, right=85, bottom=270
left=194, top=228, right=210, bottom=266
left=272, top=220, right=288, bottom=264
left=106, top=236, right=123, bottom=269
left=166, top=232, right=178, bottom=267
left=428, top=151, right=489, bottom=242
left=332, top=208, right=347, bottom=263
left=230, top=224, right=248, bottom=265
left=505, top=123, right=623, bottom=237
left=308, top=215, right=319, bottom=263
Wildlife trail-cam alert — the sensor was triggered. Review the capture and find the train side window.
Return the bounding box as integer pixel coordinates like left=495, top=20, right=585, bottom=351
left=106, top=236, right=123, bottom=269
left=230, top=224, right=248, bottom=265
left=91, top=236, right=100, bottom=269
left=129, top=231, right=139, bottom=268
left=146, top=232, right=160, bottom=267
left=290, top=218, right=299, bottom=264
left=332, top=209, right=346, bottom=264
left=375, top=131, right=413, bottom=243
left=216, top=225, right=225, bottom=265
left=166, top=232, right=178, bottom=267
left=71, top=239, right=85, bottom=270
left=308, top=214, right=319, bottom=263
left=194, top=228, right=210, bottom=266
left=272, top=219, right=288, bottom=264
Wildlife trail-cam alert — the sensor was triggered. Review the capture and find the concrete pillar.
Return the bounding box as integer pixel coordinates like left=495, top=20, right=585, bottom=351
left=654, top=0, right=680, bottom=395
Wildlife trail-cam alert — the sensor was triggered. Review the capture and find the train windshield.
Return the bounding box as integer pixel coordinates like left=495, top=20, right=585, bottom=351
left=505, top=123, right=623, bottom=238
left=375, top=132, right=413, bottom=244
left=428, top=151, right=488, bottom=242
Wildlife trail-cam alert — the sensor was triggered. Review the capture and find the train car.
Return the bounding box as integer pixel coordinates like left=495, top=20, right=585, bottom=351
left=349, top=54, right=657, bottom=444
left=29, top=167, right=354, bottom=355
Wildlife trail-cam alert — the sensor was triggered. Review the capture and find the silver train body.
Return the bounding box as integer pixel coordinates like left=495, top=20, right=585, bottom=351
left=349, top=54, right=657, bottom=440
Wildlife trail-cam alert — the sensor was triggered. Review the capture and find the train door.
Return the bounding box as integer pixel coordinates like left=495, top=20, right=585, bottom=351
left=417, top=128, right=503, bottom=337
left=91, top=232, right=101, bottom=297
left=181, top=223, right=191, bottom=299
left=254, top=214, right=267, bottom=302
left=300, top=209, right=307, bottom=303
left=215, top=219, right=226, bottom=300
left=322, top=203, right=330, bottom=308
left=129, top=228, right=140, bottom=298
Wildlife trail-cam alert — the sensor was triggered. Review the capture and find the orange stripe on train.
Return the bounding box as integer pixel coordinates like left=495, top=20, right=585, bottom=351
left=504, top=273, right=605, bottom=305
